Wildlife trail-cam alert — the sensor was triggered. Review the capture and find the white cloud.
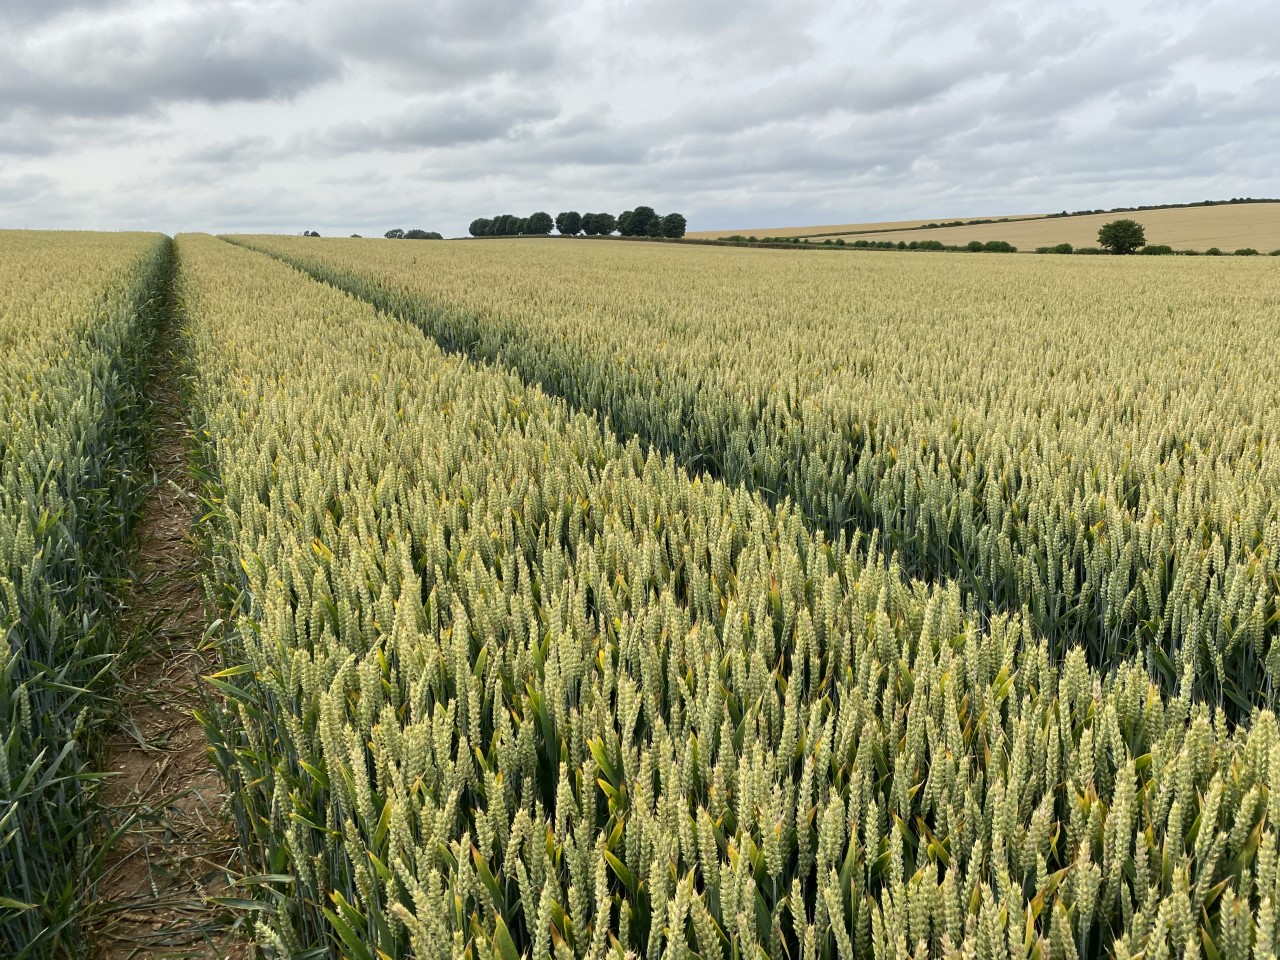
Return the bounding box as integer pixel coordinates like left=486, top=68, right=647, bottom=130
left=0, top=0, right=1275, bottom=236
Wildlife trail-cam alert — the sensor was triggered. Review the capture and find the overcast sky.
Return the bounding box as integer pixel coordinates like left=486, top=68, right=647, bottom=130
left=0, top=0, right=1276, bottom=236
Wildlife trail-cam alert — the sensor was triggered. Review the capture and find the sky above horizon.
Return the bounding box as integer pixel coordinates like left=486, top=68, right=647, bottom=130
left=1, top=0, right=1276, bottom=237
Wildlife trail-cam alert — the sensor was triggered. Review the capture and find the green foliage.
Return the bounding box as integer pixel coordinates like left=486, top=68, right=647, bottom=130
left=555, top=212, right=583, bottom=236
left=1141, top=244, right=1174, bottom=255
left=0, top=232, right=169, bottom=955
left=469, top=214, right=554, bottom=237
left=580, top=213, right=618, bottom=237
left=660, top=213, right=687, bottom=239
left=525, top=212, right=554, bottom=236
left=192, top=234, right=1280, bottom=960
left=619, top=207, right=658, bottom=237
left=1235, top=248, right=1260, bottom=256
left=1097, top=219, right=1147, bottom=254
left=233, top=234, right=1280, bottom=712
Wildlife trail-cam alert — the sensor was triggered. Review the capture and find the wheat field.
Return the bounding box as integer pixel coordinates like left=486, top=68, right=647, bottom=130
left=686, top=213, right=1036, bottom=239
left=826, top=201, right=1280, bottom=251
left=9, top=228, right=1280, bottom=958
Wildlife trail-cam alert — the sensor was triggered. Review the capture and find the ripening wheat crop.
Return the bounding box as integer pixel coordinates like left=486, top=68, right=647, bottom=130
left=183, top=233, right=1280, bottom=959
left=0, top=231, right=170, bottom=955
left=231, top=235, right=1280, bottom=714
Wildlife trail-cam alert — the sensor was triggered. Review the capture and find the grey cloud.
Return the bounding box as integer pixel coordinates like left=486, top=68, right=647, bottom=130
left=0, top=127, right=58, bottom=157
left=0, top=173, right=68, bottom=228
left=0, top=111, right=148, bottom=157
left=0, top=0, right=119, bottom=26
left=0, top=6, right=337, bottom=119
left=1175, top=1, right=1280, bottom=60
left=0, top=0, right=1275, bottom=237
left=0, top=172, right=57, bottom=204
left=608, top=0, right=821, bottom=64
left=317, top=0, right=560, bottom=85
left=181, top=136, right=276, bottom=167
left=313, top=94, right=559, bottom=154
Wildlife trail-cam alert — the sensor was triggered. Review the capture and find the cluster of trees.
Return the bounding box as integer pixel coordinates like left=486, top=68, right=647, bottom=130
left=616, top=207, right=687, bottom=238
left=469, top=206, right=687, bottom=238
left=558, top=212, right=618, bottom=235
left=384, top=229, right=443, bottom=240
left=468, top=212, right=554, bottom=236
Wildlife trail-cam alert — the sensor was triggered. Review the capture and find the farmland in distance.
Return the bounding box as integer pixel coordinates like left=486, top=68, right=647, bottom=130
left=686, top=213, right=1038, bottom=240
left=756, top=200, right=1280, bottom=250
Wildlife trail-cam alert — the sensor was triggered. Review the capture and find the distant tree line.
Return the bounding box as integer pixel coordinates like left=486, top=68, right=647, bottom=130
left=467, top=212, right=555, bottom=237
left=577, top=213, right=616, bottom=235
left=1046, top=197, right=1280, bottom=219
left=470, top=206, right=686, bottom=239
left=384, top=228, right=444, bottom=240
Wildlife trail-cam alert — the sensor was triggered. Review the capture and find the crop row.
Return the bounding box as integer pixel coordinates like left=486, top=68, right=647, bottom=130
left=0, top=231, right=171, bottom=956
left=228, top=236, right=1280, bottom=714
left=184, top=234, right=1280, bottom=958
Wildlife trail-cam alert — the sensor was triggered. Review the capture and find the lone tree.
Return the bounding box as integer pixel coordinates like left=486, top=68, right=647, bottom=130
left=1098, top=219, right=1146, bottom=254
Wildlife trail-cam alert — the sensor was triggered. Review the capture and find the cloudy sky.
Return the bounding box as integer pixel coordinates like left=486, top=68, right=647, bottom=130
left=1, top=0, right=1276, bottom=236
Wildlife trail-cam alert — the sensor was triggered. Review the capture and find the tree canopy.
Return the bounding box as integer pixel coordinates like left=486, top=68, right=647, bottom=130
left=468, top=206, right=684, bottom=238
left=555, top=211, right=583, bottom=235
left=1097, top=219, right=1146, bottom=254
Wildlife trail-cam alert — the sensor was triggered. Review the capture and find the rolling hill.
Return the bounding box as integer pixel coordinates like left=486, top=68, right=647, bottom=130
left=697, top=201, right=1280, bottom=251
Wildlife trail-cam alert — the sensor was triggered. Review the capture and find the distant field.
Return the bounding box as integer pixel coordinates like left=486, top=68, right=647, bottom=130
left=834, top=201, right=1280, bottom=251
left=686, top=213, right=1039, bottom=239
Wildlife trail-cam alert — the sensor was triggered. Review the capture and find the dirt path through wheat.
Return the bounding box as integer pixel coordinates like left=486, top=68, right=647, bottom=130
left=91, top=281, right=250, bottom=959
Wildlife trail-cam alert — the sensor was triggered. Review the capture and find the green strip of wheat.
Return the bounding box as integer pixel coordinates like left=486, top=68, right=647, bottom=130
left=0, top=230, right=171, bottom=956
left=185, top=234, right=1280, bottom=958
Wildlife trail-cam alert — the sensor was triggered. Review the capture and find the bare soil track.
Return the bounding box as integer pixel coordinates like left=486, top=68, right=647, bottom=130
left=89, top=303, right=250, bottom=959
